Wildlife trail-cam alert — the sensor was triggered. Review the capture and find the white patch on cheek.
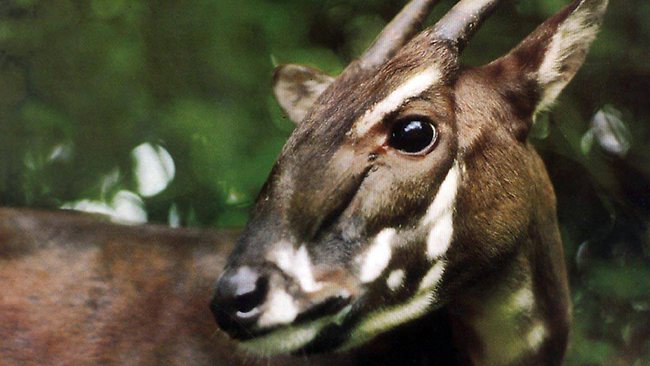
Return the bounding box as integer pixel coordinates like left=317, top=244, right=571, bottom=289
left=422, top=162, right=460, bottom=260
left=386, top=269, right=405, bottom=291
left=426, top=214, right=454, bottom=260
left=269, top=243, right=322, bottom=293
left=341, top=164, right=460, bottom=349
left=418, top=260, right=446, bottom=292
left=355, top=66, right=443, bottom=136
left=358, top=228, right=396, bottom=283
left=257, top=288, right=299, bottom=328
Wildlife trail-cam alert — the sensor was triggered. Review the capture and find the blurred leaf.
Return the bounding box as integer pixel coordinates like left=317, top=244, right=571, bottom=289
left=581, top=129, right=595, bottom=156
left=530, top=113, right=550, bottom=140
left=591, top=105, right=632, bottom=158
left=587, top=262, right=650, bottom=300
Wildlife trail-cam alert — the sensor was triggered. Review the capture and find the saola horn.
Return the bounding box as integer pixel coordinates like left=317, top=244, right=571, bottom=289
left=359, top=0, right=503, bottom=69
left=359, top=0, right=441, bottom=69
left=432, top=0, right=502, bottom=51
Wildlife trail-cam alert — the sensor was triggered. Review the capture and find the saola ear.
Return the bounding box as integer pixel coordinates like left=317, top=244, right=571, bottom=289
left=491, top=0, right=608, bottom=116
left=273, top=64, right=334, bottom=124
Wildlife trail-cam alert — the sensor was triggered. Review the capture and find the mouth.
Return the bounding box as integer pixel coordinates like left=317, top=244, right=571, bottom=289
left=235, top=277, right=443, bottom=356
left=238, top=302, right=354, bottom=356
left=213, top=285, right=351, bottom=348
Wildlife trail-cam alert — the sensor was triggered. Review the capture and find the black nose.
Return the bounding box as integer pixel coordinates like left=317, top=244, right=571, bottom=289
left=210, top=266, right=269, bottom=338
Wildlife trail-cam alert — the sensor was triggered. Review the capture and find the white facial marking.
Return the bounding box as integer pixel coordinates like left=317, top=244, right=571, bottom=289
left=242, top=316, right=329, bottom=355
left=359, top=228, right=396, bottom=283
left=422, top=161, right=460, bottom=260
left=257, top=288, right=299, bottom=328
left=355, top=66, right=443, bottom=136
left=242, top=304, right=352, bottom=356
left=341, top=164, right=460, bottom=349
left=386, top=269, right=405, bottom=292
left=526, top=323, right=547, bottom=351
left=269, top=243, right=322, bottom=293
left=426, top=213, right=454, bottom=259
left=418, top=260, right=446, bottom=292
left=343, top=291, right=435, bottom=350
left=510, top=286, right=535, bottom=313
left=536, top=0, right=608, bottom=114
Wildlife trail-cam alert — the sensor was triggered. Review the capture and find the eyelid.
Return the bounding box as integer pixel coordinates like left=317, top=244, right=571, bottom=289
left=380, top=96, right=430, bottom=128
left=392, top=114, right=434, bottom=126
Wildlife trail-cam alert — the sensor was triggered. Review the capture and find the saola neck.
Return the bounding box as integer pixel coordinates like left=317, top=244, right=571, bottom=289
left=449, top=241, right=570, bottom=366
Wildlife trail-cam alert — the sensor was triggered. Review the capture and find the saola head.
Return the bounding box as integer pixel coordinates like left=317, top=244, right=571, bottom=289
left=210, top=0, right=607, bottom=355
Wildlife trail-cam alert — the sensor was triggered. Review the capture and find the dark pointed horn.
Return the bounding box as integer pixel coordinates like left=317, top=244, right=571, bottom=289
left=432, top=0, right=502, bottom=51
left=359, top=0, right=441, bottom=69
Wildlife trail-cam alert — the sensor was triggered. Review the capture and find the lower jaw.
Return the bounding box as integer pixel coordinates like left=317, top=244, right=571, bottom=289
left=239, top=316, right=335, bottom=355
left=339, top=290, right=437, bottom=351
left=240, top=305, right=353, bottom=356
left=239, top=289, right=439, bottom=356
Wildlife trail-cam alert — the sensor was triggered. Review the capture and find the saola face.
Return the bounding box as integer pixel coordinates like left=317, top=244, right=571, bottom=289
left=214, top=40, right=462, bottom=354
left=210, top=0, right=608, bottom=356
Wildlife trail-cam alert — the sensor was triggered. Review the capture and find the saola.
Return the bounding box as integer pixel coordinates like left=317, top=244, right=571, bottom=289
left=211, top=0, right=608, bottom=365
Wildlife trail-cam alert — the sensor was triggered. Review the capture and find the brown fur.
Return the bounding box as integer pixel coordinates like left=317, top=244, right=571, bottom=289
left=447, top=66, right=571, bottom=364
left=1, top=0, right=606, bottom=364
left=0, top=209, right=355, bottom=366
left=240, top=0, right=604, bottom=363
left=0, top=209, right=491, bottom=365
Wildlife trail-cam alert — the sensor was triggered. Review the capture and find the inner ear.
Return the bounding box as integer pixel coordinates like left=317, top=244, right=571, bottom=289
left=273, top=64, right=334, bottom=125
left=485, top=0, right=607, bottom=119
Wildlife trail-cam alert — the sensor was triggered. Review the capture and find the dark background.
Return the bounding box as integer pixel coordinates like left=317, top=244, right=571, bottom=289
left=0, top=0, right=648, bottom=364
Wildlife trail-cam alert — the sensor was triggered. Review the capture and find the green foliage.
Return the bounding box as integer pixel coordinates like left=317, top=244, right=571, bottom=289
left=1, top=0, right=649, bottom=364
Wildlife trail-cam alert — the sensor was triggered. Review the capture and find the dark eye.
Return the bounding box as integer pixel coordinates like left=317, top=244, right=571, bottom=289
left=388, top=118, right=437, bottom=154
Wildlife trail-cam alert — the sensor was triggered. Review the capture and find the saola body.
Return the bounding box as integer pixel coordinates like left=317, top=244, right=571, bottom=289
left=0, top=209, right=360, bottom=366
left=211, top=0, right=608, bottom=365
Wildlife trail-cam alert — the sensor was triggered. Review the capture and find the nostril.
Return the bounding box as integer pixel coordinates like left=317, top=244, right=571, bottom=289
left=234, top=275, right=268, bottom=315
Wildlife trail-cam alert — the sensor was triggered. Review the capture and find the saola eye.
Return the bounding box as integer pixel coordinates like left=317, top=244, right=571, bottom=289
left=388, top=117, right=437, bottom=154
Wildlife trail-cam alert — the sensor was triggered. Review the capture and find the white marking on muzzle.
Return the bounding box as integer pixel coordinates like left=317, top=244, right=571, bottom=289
left=359, top=228, right=396, bottom=283
left=422, top=161, right=460, bottom=260
left=418, top=260, right=446, bottom=292
left=243, top=316, right=330, bottom=355
left=258, top=288, right=299, bottom=328
left=355, top=66, right=443, bottom=136
left=342, top=291, right=436, bottom=350
left=386, top=269, right=405, bottom=291
left=241, top=304, right=352, bottom=356
left=269, top=243, right=322, bottom=293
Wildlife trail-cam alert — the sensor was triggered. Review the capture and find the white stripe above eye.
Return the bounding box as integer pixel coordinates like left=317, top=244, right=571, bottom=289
left=355, top=65, right=443, bottom=136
